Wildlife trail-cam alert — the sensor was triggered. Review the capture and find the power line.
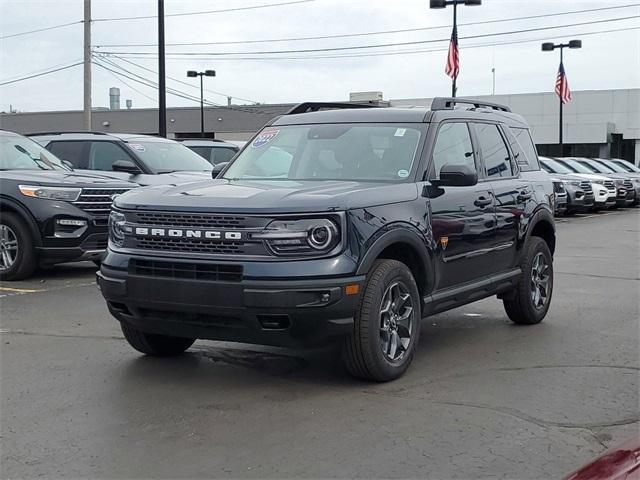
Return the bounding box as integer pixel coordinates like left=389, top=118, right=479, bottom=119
left=97, top=15, right=640, bottom=57
left=92, top=0, right=315, bottom=23
left=0, top=20, right=82, bottom=40
left=92, top=58, right=280, bottom=115
left=95, top=61, right=157, bottom=102
left=110, top=26, right=640, bottom=61
left=0, top=62, right=83, bottom=86
left=94, top=3, right=640, bottom=48
left=104, top=54, right=260, bottom=104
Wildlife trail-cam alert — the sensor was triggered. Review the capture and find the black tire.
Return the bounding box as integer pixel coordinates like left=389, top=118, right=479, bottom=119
left=342, top=259, right=421, bottom=382
left=0, top=212, right=37, bottom=281
left=121, top=322, right=195, bottom=356
left=503, top=237, right=553, bottom=325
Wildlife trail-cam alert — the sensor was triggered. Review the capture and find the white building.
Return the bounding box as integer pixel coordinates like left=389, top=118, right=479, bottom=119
left=392, top=88, right=640, bottom=164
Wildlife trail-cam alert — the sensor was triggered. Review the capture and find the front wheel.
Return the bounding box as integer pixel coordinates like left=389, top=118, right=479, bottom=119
left=121, top=323, right=195, bottom=356
left=0, top=212, right=36, bottom=281
left=503, top=237, right=553, bottom=325
left=342, top=259, right=421, bottom=382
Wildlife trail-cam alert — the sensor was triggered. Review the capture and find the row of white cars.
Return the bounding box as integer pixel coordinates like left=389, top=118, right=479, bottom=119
left=540, top=157, right=640, bottom=215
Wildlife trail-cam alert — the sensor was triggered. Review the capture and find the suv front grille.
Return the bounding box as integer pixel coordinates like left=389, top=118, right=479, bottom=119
left=623, top=179, right=633, bottom=189
left=136, top=212, right=247, bottom=229
left=579, top=181, right=592, bottom=192
left=604, top=180, right=615, bottom=190
left=130, top=259, right=243, bottom=282
left=136, top=237, right=245, bottom=254
left=73, top=188, right=130, bottom=216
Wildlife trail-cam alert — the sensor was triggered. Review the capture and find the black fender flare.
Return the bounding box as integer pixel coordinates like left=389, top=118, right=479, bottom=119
left=524, top=207, right=556, bottom=253
left=0, top=196, right=43, bottom=247
left=356, top=224, right=435, bottom=293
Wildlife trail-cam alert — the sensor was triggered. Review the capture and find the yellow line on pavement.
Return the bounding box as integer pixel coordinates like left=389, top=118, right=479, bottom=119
left=0, top=286, right=43, bottom=293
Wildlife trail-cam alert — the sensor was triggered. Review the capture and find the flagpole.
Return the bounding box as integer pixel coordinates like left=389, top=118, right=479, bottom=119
left=559, top=46, right=564, bottom=156
left=452, top=1, right=457, bottom=97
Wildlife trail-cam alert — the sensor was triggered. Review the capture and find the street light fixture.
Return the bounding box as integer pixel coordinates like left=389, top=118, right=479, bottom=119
left=186, top=69, right=216, bottom=135
left=429, top=0, right=482, bottom=97
left=541, top=39, right=582, bottom=155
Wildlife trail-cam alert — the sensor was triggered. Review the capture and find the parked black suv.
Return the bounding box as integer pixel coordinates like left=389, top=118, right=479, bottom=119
left=30, top=132, right=213, bottom=186
left=98, top=99, right=556, bottom=381
left=0, top=130, right=135, bottom=280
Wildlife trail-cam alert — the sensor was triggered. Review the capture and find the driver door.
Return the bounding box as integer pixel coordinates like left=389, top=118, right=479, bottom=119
left=425, top=122, right=497, bottom=290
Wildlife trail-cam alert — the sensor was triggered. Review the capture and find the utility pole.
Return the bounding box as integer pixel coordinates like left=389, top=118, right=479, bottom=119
left=158, top=0, right=167, bottom=137
left=491, top=67, right=496, bottom=95
left=187, top=70, right=216, bottom=135
left=83, top=0, right=91, bottom=130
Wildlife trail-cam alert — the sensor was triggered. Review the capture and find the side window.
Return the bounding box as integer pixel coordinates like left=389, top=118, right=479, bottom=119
left=431, top=122, right=475, bottom=179
left=211, top=147, right=238, bottom=165
left=509, top=127, right=540, bottom=171
left=188, top=146, right=213, bottom=163
left=475, top=123, right=514, bottom=178
left=87, top=142, right=132, bottom=171
left=47, top=141, right=86, bottom=168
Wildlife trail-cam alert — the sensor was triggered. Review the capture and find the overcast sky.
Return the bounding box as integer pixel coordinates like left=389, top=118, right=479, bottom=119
left=1, top=0, right=638, bottom=112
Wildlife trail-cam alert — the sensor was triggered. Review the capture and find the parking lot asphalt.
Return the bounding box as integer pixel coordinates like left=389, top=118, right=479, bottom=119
left=1, top=209, right=638, bottom=479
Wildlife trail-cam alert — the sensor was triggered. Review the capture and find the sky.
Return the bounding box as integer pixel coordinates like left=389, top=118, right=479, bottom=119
left=0, top=0, right=639, bottom=112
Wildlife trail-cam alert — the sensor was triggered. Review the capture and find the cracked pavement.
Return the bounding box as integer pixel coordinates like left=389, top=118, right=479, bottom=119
left=1, top=209, right=638, bottom=479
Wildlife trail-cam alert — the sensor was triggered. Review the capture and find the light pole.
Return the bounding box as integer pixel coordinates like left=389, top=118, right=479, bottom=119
left=429, top=0, right=481, bottom=98
left=187, top=70, right=216, bottom=135
left=542, top=39, right=581, bottom=156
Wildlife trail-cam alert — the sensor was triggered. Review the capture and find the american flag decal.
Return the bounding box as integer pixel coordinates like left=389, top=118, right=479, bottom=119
left=445, top=25, right=460, bottom=80
left=555, top=61, right=572, bottom=104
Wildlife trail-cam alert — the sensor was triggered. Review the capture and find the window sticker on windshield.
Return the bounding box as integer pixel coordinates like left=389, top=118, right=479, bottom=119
left=128, top=144, right=146, bottom=152
left=394, top=128, right=407, bottom=137
left=252, top=129, right=279, bottom=148
left=397, top=169, right=409, bottom=178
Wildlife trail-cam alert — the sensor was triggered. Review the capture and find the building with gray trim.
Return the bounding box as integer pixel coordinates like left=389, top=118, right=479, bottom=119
left=1, top=88, right=638, bottom=164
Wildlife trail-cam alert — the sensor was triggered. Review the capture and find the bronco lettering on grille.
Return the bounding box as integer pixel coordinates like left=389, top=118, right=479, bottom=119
left=135, top=227, right=242, bottom=241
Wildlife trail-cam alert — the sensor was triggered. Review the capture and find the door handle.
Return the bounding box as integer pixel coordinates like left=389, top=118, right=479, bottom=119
left=474, top=196, right=492, bottom=207
left=517, top=191, right=532, bottom=201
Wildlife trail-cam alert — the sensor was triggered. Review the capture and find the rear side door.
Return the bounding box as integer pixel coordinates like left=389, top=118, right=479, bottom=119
left=426, top=121, right=497, bottom=290
left=472, top=122, right=525, bottom=273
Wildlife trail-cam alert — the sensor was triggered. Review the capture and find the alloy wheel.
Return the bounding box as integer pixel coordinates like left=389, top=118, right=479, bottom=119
left=530, top=252, right=550, bottom=309
left=0, top=224, right=19, bottom=272
left=379, top=281, right=415, bottom=362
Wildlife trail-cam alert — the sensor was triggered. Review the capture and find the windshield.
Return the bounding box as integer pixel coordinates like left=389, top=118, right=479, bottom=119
left=126, top=141, right=213, bottom=172
left=0, top=134, right=71, bottom=171
left=541, top=158, right=573, bottom=174
left=596, top=159, right=627, bottom=173
left=577, top=159, right=613, bottom=174
left=556, top=158, right=595, bottom=174
left=612, top=160, right=640, bottom=173
left=223, top=124, right=423, bottom=182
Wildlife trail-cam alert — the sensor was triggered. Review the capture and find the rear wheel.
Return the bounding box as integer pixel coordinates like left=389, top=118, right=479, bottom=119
left=342, top=259, right=420, bottom=382
left=121, top=323, right=195, bottom=356
left=503, top=237, right=553, bottom=325
left=0, top=213, right=36, bottom=281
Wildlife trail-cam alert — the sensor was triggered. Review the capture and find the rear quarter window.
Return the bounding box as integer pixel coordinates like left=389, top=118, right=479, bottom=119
left=507, top=127, right=540, bottom=171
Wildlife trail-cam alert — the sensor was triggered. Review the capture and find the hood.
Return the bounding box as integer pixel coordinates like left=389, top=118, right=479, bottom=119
left=567, top=173, right=612, bottom=181
left=73, top=169, right=211, bottom=187
left=0, top=169, right=136, bottom=188
left=114, top=179, right=418, bottom=213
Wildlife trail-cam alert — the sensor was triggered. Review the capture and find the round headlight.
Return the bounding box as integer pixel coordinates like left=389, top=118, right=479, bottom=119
left=308, top=225, right=332, bottom=250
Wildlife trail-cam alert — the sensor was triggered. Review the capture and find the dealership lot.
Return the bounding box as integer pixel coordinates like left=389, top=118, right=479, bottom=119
left=1, top=209, right=638, bottom=479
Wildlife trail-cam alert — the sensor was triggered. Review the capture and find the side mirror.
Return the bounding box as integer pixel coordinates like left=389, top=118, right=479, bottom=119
left=435, top=164, right=478, bottom=187
left=212, top=162, right=228, bottom=179
left=112, top=160, right=142, bottom=174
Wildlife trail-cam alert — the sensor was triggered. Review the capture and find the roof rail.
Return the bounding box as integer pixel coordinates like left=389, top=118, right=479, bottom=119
left=286, top=102, right=379, bottom=115
left=431, top=97, right=511, bottom=112
left=26, top=131, right=109, bottom=136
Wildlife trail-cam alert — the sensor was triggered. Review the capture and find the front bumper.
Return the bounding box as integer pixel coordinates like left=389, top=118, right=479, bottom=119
left=97, top=257, right=364, bottom=349
left=566, top=190, right=594, bottom=212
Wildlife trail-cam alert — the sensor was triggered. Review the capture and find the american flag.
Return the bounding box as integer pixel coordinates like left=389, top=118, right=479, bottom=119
left=555, top=61, right=572, bottom=104
left=445, top=25, right=459, bottom=80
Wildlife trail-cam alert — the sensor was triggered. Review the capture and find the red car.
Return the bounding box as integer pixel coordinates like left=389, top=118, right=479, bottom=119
left=565, top=438, right=640, bottom=480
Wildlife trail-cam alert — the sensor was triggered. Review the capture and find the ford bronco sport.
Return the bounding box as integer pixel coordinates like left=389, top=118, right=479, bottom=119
left=98, top=98, right=556, bottom=381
